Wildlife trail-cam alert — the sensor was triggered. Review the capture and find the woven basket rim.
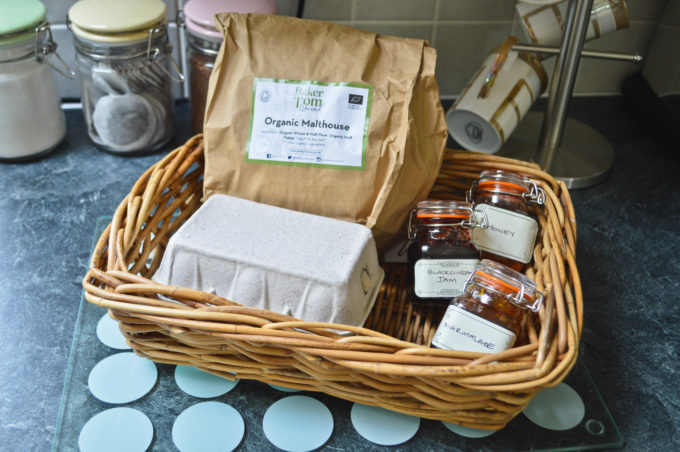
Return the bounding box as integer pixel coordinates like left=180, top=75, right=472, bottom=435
left=83, top=134, right=583, bottom=428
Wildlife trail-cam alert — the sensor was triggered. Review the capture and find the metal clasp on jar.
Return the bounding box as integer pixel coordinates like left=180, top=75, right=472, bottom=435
left=0, top=21, right=74, bottom=78
left=146, top=24, right=184, bottom=83
left=35, top=22, right=75, bottom=79
left=523, top=180, right=546, bottom=205
left=513, top=282, right=543, bottom=312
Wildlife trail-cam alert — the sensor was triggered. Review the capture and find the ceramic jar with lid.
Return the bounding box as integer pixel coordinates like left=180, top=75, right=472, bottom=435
left=68, top=0, right=184, bottom=154
left=0, top=0, right=70, bottom=162
left=183, top=0, right=277, bottom=133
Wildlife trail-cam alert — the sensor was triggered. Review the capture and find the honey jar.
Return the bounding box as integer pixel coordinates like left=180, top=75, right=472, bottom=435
left=431, top=259, right=543, bottom=353
left=407, top=200, right=484, bottom=306
left=468, top=169, right=545, bottom=271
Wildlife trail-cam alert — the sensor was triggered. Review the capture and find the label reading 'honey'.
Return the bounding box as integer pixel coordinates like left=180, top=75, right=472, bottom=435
left=472, top=204, right=538, bottom=263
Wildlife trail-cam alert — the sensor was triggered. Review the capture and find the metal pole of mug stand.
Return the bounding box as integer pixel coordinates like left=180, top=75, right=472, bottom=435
left=537, top=0, right=600, bottom=176
left=499, top=0, right=637, bottom=189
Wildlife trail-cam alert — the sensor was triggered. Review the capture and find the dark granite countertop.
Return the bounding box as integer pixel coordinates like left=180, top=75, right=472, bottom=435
left=0, top=99, right=678, bottom=451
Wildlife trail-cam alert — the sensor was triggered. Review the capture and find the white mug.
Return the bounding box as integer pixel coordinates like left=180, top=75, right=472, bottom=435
left=517, top=0, right=630, bottom=47
left=447, top=38, right=548, bottom=154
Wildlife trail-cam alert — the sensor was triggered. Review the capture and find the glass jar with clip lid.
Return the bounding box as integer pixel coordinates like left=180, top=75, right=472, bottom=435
left=68, top=0, right=184, bottom=154
left=431, top=259, right=543, bottom=353
left=468, top=169, right=545, bottom=272
left=0, top=0, right=73, bottom=161
left=407, top=200, right=487, bottom=306
left=180, top=0, right=277, bottom=133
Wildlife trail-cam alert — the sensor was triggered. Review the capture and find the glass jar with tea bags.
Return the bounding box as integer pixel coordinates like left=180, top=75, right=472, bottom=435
left=68, top=0, right=184, bottom=154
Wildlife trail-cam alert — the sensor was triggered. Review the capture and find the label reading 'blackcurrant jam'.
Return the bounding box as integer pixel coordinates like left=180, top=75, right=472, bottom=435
left=414, top=259, right=479, bottom=299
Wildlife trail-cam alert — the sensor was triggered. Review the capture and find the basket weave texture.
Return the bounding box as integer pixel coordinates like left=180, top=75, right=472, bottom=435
left=84, top=135, right=582, bottom=430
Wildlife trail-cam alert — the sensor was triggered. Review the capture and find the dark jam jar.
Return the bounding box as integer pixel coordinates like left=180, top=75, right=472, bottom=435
left=407, top=200, right=483, bottom=306
left=469, top=170, right=545, bottom=271
left=431, top=259, right=543, bottom=353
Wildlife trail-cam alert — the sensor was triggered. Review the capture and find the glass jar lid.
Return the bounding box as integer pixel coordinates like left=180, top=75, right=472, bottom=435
left=0, top=0, right=46, bottom=45
left=183, top=0, right=277, bottom=41
left=415, top=200, right=473, bottom=221
left=473, top=169, right=545, bottom=205
left=468, top=259, right=543, bottom=311
left=408, top=200, right=481, bottom=239
left=68, top=0, right=167, bottom=43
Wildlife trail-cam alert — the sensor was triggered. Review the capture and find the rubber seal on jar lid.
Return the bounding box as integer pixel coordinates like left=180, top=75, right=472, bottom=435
left=0, top=0, right=46, bottom=38
left=478, top=179, right=528, bottom=194
left=415, top=200, right=473, bottom=219
left=477, top=169, right=530, bottom=193
left=68, top=0, right=166, bottom=34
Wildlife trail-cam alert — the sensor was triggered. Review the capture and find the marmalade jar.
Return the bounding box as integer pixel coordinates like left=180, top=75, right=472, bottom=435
left=469, top=169, right=545, bottom=271
left=431, top=259, right=543, bottom=353
left=407, top=200, right=484, bottom=306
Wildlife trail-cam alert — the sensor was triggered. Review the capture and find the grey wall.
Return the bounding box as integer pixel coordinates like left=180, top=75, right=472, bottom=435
left=43, top=0, right=669, bottom=101
left=643, top=0, right=680, bottom=96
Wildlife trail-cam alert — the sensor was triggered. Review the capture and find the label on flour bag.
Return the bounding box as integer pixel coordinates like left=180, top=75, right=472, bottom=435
left=246, top=78, right=372, bottom=169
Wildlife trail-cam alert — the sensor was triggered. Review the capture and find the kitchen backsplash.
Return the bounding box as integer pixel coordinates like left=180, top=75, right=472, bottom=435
left=44, top=0, right=673, bottom=101
left=642, top=0, right=680, bottom=96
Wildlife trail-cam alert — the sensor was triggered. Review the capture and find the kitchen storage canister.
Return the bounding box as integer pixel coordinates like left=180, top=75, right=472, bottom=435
left=0, top=0, right=71, bottom=162
left=68, top=0, right=183, bottom=155
left=84, top=137, right=582, bottom=430
left=407, top=200, right=484, bottom=306
left=182, top=0, right=277, bottom=133
left=431, top=259, right=543, bottom=353
left=468, top=169, right=545, bottom=272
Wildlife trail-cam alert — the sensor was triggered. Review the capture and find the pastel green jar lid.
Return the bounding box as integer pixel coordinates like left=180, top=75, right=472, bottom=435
left=68, top=0, right=166, bottom=43
left=0, top=0, right=46, bottom=38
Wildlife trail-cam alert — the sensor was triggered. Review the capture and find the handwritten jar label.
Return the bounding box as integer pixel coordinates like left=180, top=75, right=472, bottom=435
left=414, top=259, right=478, bottom=299
left=247, top=78, right=372, bottom=169
left=472, top=204, right=538, bottom=264
left=431, top=305, right=516, bottom=353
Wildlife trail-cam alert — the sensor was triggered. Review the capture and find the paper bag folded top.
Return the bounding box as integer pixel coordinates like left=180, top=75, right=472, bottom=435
left=203, top=13, right=448, bottom=249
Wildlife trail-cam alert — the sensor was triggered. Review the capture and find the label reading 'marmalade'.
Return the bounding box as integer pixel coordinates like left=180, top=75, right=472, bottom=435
left=246, top=78, right=372, bottom=169
left=431, top=305, right=516, bottom=353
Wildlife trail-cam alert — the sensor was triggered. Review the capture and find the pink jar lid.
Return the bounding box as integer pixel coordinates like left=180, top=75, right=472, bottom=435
left=184, top=0, right=277, bottom=40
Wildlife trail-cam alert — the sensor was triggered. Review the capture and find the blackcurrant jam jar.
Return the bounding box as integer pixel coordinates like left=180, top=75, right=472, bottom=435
left=468, top=169, right=545, bottom=271
left=407, top=200, right=485, bottom=306
left=431, top=259, right=543, bottom=353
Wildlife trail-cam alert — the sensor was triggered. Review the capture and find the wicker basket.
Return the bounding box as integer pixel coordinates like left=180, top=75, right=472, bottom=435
left=83, top=135, right=582, bottom=430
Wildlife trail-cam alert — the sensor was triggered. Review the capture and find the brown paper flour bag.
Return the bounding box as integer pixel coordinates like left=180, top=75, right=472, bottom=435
left=203, top=13, right=447, bottom=248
